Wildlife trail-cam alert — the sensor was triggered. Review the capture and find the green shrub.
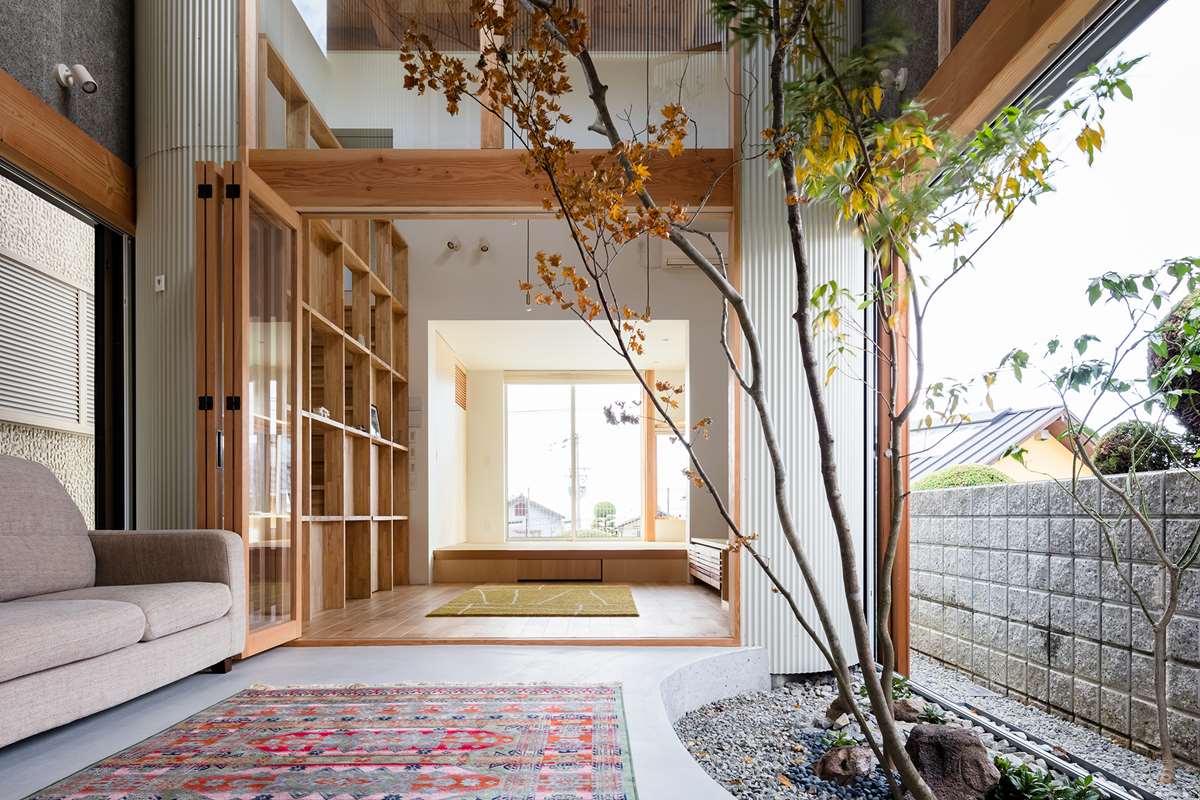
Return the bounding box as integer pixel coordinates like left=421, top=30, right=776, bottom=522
left=989, top=755, right=1100, bottom=800
left=1093, top=420, right=1183, bottom=475
left=1149, top=289, right=1200, bottom=438
left=913, top=464, right=1013, bottom=491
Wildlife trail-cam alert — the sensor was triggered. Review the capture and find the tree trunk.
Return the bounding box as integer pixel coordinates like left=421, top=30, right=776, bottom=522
left=1153, top=622, right=1175, bottom=784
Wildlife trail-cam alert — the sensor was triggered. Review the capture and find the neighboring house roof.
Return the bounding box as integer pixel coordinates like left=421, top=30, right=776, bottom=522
left=909, top=406, right=1071, bottom=481
left=507, top=494, right=567, bottom=523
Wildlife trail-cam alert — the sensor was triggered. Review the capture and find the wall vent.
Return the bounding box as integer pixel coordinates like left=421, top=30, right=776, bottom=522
left=454, top=365, right=467, bottom=411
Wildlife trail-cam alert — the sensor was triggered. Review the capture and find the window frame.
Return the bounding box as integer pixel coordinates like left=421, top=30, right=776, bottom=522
left=503, top=371, right=647, bottom=542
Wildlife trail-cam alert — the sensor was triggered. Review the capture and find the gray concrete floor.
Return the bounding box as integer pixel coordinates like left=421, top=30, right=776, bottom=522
left=0, top=645, right=739, bottom=800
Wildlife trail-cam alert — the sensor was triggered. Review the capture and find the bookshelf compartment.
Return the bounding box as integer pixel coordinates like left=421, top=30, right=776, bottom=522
left=300, top=216, right=410, bottom=619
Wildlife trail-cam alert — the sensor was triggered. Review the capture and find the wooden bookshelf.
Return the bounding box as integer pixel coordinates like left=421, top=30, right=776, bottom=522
left=301, top=217, right=409, bottom=620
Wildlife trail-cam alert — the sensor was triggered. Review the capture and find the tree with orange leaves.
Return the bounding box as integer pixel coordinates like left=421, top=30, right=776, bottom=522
left=395, top=1, right=1139, bottom=794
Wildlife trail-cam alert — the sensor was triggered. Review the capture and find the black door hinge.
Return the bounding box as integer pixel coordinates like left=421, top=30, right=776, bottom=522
left=225, top=183, right=241, bottom=199
left=197, top=183, right=213, bottom=199
left=225, top=395, right=242, bottom=412
left=198, top=395, right=214, bottom=411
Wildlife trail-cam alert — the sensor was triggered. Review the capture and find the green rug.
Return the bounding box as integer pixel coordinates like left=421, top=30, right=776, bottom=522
left=428, top=583, right=639, bottom=617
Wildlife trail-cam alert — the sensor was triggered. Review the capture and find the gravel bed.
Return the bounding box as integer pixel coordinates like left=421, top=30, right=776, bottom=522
left=673, top=675, right=893, bottom=799
left=911, top=653, right=1200, bottom=800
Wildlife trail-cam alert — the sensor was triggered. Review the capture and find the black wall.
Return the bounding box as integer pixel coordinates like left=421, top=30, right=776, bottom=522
left=0, top=0, right=134, bottom=165
left=863, top=0, right=992, bottom=109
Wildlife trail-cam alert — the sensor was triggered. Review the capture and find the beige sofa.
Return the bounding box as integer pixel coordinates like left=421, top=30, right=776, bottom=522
left=0, top=456, right=245, bottom=747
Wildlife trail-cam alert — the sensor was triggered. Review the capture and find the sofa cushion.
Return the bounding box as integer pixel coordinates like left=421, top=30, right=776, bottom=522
left=0, top=599, right=145, bottom=682
left=0, top=456, right=94, bottom=601
left=22, top=583, right=233, bottom=641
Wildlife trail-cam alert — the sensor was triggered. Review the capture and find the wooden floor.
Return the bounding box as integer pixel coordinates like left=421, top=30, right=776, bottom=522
left=297, top=582, right=731, bottom=643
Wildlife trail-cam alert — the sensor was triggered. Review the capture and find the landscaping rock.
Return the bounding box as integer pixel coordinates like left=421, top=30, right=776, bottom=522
left=814, top=745, right=875, bottom=785
left=892, top=696, right=926, bottom=722
left=827, top=693, right=855, bottom=719
left=905, top=724, right=1000, bottom=800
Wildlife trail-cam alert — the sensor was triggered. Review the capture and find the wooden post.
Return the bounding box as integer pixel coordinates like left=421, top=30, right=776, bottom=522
left=877, top=256, right=911, bottom=676
left=938, top=0, right=957, bottom=64
left=479, top=0, right=506, bottom=149
left=643, top=369, right=657, bottom=541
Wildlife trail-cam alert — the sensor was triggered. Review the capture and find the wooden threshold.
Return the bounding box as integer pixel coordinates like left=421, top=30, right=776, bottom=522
left=289, top=636, right=740, bottom=647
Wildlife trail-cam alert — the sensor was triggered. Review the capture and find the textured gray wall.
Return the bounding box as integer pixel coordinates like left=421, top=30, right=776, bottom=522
left=910, top=474, right=1200, bottom=766
left=0, top=0, right=134, bottom=164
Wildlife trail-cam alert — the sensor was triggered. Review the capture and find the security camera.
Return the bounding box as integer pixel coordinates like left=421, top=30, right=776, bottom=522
left=55, top=64, right=98, bottom=94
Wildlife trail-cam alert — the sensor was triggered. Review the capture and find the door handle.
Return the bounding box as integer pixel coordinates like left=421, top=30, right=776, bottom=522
left=216, top=430, right=225, bottom=469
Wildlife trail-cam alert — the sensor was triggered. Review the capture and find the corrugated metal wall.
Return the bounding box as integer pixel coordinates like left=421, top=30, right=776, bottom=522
left=133, top=0, right=240, bottom=528
left=739, top=2, right=872, bottom=674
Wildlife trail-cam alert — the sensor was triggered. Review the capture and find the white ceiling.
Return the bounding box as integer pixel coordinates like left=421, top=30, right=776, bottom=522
left=431, top=319, right=688, bottom=371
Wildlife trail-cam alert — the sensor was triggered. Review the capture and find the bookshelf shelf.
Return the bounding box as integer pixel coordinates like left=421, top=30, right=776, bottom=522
left=301, top=217, right=410, bottom=620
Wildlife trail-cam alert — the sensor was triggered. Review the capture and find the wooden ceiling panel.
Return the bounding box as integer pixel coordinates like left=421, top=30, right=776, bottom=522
left=326, top=0, right=722, bottom=53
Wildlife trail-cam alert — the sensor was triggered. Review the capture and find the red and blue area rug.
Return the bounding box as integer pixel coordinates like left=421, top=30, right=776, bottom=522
left=28, top=684, right=638, bottom=799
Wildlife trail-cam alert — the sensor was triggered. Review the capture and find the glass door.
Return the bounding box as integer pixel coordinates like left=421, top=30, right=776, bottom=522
left=196, top=161, right=303, bottom=656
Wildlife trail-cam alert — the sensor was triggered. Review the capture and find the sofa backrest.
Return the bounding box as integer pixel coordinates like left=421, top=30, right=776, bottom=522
left=0, top=456, right=94, bottom=600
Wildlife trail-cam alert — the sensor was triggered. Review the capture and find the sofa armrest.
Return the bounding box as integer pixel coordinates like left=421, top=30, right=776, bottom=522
left=89, top=530, right=246, bottom=656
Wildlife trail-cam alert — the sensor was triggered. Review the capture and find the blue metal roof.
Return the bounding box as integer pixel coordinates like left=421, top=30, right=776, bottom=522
left=908, top=406, right=1068, bottom=481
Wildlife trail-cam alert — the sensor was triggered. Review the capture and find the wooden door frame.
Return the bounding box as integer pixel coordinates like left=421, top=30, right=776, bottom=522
left=215, top=160, right=306, bottom=657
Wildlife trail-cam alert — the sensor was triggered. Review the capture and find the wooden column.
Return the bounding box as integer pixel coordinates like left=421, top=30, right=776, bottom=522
left=937, top=0, right=957, bottom=64
left=479, top=0, right=505, bottom=149
left=643, top=369, right=657, bottom=541
left=877, top=257, right=910, bottom=676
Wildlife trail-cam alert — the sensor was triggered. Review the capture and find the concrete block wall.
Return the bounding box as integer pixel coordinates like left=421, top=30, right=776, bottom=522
left=909, top=472, right=1200, bottom=765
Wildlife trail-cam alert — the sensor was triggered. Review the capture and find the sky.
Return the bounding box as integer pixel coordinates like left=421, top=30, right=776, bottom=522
left=293, top=0, right=327, bottom=52
left=919, top=0, right=1200, bottom=433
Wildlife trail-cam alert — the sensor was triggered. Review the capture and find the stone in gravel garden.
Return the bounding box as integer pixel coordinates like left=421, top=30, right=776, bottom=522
left=815, top=745, right=876, bottom=785
left=892, top=696, right=926, bottom=722
left=905, top=724, right=1000, bottom=800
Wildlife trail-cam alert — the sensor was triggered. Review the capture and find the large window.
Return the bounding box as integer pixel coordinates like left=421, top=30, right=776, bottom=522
left=505, top=379, right=644, bottom=540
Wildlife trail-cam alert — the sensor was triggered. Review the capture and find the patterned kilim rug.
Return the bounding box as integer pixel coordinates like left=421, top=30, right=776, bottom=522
left=427, top=583, right=639, bottom=617
left=27, top=684, right=637, bottom=800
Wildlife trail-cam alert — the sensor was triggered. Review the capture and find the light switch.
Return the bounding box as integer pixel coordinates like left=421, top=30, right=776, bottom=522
left=153, top=274, right=166, bottom=293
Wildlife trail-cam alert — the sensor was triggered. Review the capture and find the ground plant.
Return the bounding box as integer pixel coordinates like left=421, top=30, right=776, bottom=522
left=391, top=1, right=1137, bottom=796
left=912, top=464, right=1013, bottom=490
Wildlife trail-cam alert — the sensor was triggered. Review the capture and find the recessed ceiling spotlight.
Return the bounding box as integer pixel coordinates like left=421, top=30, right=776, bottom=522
left=446, top=237, right=461, bottom=251
left=54, top=63, right=98, bottom=94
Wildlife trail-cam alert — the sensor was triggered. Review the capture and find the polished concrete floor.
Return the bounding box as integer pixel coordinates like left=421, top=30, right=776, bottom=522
left=0, top=645, right=744, bottom=800
left=300, top=582, right=732, bottom=642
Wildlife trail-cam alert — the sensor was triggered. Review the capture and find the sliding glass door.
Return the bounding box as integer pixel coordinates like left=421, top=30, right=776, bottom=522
left=505, top=380, right=643, bottom=540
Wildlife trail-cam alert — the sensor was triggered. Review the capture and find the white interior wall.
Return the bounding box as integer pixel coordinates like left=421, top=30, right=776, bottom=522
left=256, top=1, right=729, bottom=149
left=464, top=369, right=506, bottom=544
left=402, top=219, right=729, bottom=582
left=427, top=333, right=468, bottom=549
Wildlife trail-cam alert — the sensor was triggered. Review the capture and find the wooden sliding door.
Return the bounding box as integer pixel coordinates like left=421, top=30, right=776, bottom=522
left=196, top=160, right=303, bottom=656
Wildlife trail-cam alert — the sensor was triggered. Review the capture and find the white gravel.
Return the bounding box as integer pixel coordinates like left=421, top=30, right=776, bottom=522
left=911, top=653, right=1200, bottom=800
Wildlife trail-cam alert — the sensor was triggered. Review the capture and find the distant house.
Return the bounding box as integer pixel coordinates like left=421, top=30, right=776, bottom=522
left=909, top=406, right=1092, bottom=483
left=507, top=494, right=567, bottom=538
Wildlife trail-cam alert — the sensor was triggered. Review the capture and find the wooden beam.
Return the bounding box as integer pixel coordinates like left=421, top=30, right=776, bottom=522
left=0, top=68, right=135, bottom=234
left=920, top=0, right=1113, bottom=135
left=644, top=369, right=657, bottom=542
left=937, top=0, right=957, bottom=64
left=249, top=147, right=736, bottom=211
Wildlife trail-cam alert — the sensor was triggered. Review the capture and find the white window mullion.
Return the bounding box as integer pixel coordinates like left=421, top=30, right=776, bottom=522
left=569, top=384, right=578, bottom=539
